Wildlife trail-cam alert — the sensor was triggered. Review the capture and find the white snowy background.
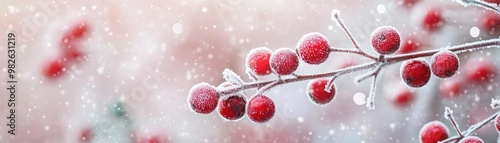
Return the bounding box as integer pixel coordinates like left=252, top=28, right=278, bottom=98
left=0, top=0, right=499, bottom=142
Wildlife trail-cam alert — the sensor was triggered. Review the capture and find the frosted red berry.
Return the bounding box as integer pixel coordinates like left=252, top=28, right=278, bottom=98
left=459, top=136, right=484, bottom=143
left=371, top=26, right=401, bottom=55
left=246, top=47, right=273, bottom=76
left=481, top=11, right=500, bottom=34
left=307, top=78, right=336, bottom=105
left=401, top=59, right=431, bottom=88
left=188, top=83, right=219, bottom=114
left=439, top=77, right=463, bottom=98
left=398, top=36, right=421, bottom=54
left=296, top=32, right=330, bottom=65
left=496, top=114, right=500, bottom=133
left=247, top=95, right=275, bottom=123
left=270, top=48, right=299, bottom=75
left=391, top=88, right=414, bottom=106
left=464, top=58, right=496, bottom=84
left=431, top=50, right=459, bottom=79
left=219, top=96, right=247, bottom=121
left=422, top=8, right=444, bottom=32
left=419, top=121, right=449, bottom=143
left=43, top=59, right=66, bottom=79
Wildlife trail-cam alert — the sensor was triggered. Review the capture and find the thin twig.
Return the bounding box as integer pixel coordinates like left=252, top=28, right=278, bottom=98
left=330, top=47, right=377, bottom=60
left=444, top=107, right=463, bottom=137
left=365, top=72, right=380, bottom=110
left=331, top=10, right=363, bottom=51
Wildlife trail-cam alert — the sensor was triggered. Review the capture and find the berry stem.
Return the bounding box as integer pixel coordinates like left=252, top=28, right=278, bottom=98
left=331, top=10, right=373, bottom=56
left=444, top=107, right=463, bottom=137
left=440, top=103, right=500, bottom=143
left=366, top=72, right=380, bottom=110
left=329, top=47, right=377, bottom=60
left=457, top=0, right=500, bottom=14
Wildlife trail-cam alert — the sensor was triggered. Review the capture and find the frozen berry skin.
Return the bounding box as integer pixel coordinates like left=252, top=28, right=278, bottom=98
left=307, top=78, right=336, bottom=105
left=296, top=32, right=330, bottom=65
left=419, top=121, right=449, bottom=143
left=371, top=26, right=401, bottom=55
left=496, top=114, right=500, bottom=133
left=398, top=36, right=421, bottom=54
left=439, top=77, right=463, bottom=98
left=391, top=88, right=414, bottom=106
left=188, top=83, right=219, bottom=114
left=431, top=50, right=459, bottom=79
left=401, top=58, right=431, bottom=88
left=464, top=58, right=496, bottom=84
left=481, top=11, right=500, bottom=34
left=246, top=47, right=273, bottom=76
left=218, top=95, right=247, bottom=121
left=270, top=48, right=299, bottom=75
left=458, top=136, right=484, bottom=143
left=43, top=59, right=66, bottom=79
left=247, top=95, right=275, bottom=123
left=422, top=8, right=444, bottom=32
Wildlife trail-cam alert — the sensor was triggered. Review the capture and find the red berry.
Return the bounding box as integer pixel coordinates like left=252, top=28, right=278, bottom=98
left=296, top=32, right=330, bottom=65
left=371, top=26, right=401, bottom=55
left=419, top=121, right=449, bottom=143
left=247, top=95, right=275, bottom=123
left=43, top=59, right=66, bottom=79
left=246, top=47, right=272, bottom=76
left=485, top=0, right=500, bottom=5
left=270, top=48, right=299, bottom=75
left=480, top=11, right=500, bottom=34
left=439, top=77, right=463, bottom=98
left=431, top=50, right=459, bottom=79
left=188, top=83, right=219, bottom=114
left=219, top=95, right=246, bottom=121
left=422, top=8, right=444, bottom=32
left=459, top=136, right=484, bottom=143
left=79, top=127, right=93, bottom=143
left=401, top=58, right=431, bottom=88
left=63, top=46, right=84, bottom=61
left=307, top=78, right=336, bottom=105
left=464, top=58, right=496, bottom=84
left=391, top=88, right=414, bottom=106
left=398, top=36, right=421, bottom=54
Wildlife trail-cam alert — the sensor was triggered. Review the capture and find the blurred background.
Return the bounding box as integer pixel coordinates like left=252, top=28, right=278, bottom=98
left=1, top=0, right=500, bottom=142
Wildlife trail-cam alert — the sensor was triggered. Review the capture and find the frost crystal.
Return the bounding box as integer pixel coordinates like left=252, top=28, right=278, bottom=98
left=444, top=107, right=453, bottom=119
left=490, top=98, right=500, bottom=109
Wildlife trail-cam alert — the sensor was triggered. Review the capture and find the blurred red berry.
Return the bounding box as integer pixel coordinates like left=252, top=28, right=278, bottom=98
left=391, top=88, right=414, bottom=106
left=247, top=95, right=275, bottom=123
left=43, top=59, right=66, bottom=79
left=398, top=36, right=421, bottom=54
left=431, top=50, right=459, bottom=79
left=459, top=136, right=484, bottom=143
left=270, top=48, right=299, bottom=75
left=419, top=121, right=449, bottom=143
left=246, top=47, right=273, bottom=76
left=62, top=21, right=90, bottom=42
left=188, top=83, right=219, bottom=114
left=464, top=58, right=496, bottom=84
left=496, top=114, right=500, bottom=133
left=401, top=58, right=431, bottom=88
left=480, top=11, right=500, bottom=34
left=296, top=32, right=330, bottom=65
left=422, top=8, right=444, bottom=32
left=439, top=77, right=463, bottom=98
left=371, top=26, right=401, bottom=55
left=485, top=0, right=500, bottom=5
left=79, top=127, right=93, bottom=143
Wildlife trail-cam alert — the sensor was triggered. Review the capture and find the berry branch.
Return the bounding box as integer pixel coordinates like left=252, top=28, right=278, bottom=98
left=188, top=2, right=500, bottom=123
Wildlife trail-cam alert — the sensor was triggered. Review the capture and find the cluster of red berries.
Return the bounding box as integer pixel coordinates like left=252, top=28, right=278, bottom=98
left=43, top=21, right=90, bottom=79
left=188, top=32, right=335, bottom=123
left=418, top=119, right=489, bottom=143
